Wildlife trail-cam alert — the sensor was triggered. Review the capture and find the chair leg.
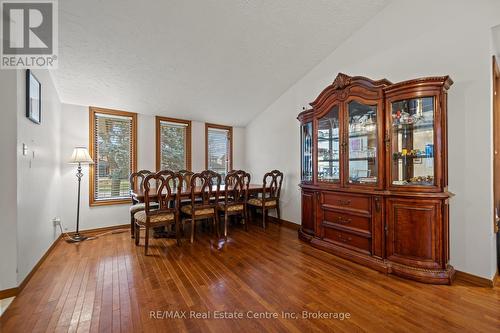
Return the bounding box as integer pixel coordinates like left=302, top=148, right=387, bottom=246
left=215, top=214, right=220, bottom=238
left=190, top=219, right=195, bottom=243
left=243, top=208, right=248, bottom=231
left=134, top=224, right=140, bottom=246
left=262, top=208, right=266, bottom=229
left=130, top=212, right=135, bottom=238
left=276, top=204, right=281, bottom=222
left=175, top=220, right=181, bottom=247
left=224, top=213, right=228, bottom=240
left=144, top=227, right=150, bottom=256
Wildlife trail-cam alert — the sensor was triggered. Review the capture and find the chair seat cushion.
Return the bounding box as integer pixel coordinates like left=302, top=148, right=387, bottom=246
left=218, top=203, right=244, bottom=212
left=248, top=198, right=277, bottom=207
left=181, top=205, right=214, bottom=216
left=129, top=202, right=158, bottom=214
left=134, top=210, right=174, bottom=224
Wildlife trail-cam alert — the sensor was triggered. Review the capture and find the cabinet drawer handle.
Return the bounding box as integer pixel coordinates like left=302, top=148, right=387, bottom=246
left=336, top=216, right=352, bottom=224
left=337, top=234, right=352, bottom=243
left=338, top=199, right=351, bottom=206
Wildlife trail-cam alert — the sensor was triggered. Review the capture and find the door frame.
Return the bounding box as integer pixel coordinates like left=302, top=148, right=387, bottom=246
left=493, top=55, right=500, bottom=233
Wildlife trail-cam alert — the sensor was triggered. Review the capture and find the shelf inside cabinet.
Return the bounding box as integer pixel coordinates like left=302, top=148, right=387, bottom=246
left=318, top=131, right=375, bottom=142
left=392, top=155, right=432, bottom=160
left=392, top=122, right=434, bottom=131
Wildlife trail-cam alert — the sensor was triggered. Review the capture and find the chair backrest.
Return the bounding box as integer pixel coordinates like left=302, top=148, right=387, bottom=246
left=224, top=171, right=250, bottom=205
left=157, top=170, right=179, bottom=189
left=143, top=171, right=182, bottom=217
left=130, top=170, right=153, bottom=191
left=262, top=170, right=283, bottom=200
left=229, top=170, right=251, bottom=185
left=190, top=172, right=221, bottom=209
left=130, top=170, right=154, bottom=203
left=178, top=170, right=194, bottom=188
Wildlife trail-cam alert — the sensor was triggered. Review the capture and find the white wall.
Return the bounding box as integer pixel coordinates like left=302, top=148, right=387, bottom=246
left=245, top=0, right=500, bottom=279
left=16, top=69, right=62, bottom=282
left=0, top=68, right=63, bottom=287
left=0, top=70, right=19, bottom=290
left=60, top=103, right=246, bottom=231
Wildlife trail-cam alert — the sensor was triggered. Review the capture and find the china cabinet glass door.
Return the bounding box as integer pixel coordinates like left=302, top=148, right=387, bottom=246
left=301, top=121, right=313, bottom=182
left=347, top=101, right=378, bottom=185
left=391, top=97, right=435, bottom=186
left=317, top=105, right=340, bottom=183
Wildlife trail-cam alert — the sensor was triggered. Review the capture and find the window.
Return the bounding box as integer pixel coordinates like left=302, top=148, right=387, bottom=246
left=89, top=107, right=137, bottom=206
left=156, top=116, right=192, bottom=171
left=205, top=123, right=233, bottom=176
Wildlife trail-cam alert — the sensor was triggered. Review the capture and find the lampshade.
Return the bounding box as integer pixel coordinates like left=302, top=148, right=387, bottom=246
left=69, top=147, right=94, bottom=164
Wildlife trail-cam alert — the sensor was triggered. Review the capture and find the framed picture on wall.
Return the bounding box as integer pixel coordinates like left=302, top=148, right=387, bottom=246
left=26, top=70, right=41, bottom=124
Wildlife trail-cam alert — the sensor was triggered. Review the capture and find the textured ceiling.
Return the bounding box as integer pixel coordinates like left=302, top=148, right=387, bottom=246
left=54, top=0, right=390, bottom=126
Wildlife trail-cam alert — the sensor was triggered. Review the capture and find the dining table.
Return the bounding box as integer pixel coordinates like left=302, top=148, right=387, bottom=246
left=130, top=184, right=265, bottom=238
left=130, top=184, right=265, bottom=203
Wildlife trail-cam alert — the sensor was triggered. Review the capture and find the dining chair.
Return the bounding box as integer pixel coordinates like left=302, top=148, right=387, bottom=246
left=181, top=172, right=221, bottom=243
left=201, top=169, right=222, bottom=201
left=178, top=170, right=194, bottom=188
left=247, top=170, right=283, bottom=229
left=129, top=170, right=158, bottom=238
left=217, top=171, right=250, bottom=239
left=134, top=171, right=182, bottom=255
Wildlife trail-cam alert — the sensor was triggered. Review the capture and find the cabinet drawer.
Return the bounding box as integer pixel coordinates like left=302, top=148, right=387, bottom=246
left=322, top=192, right=371, bottom=214
left=323, top=210, right=370, bottom=233
left=323, top=227, right=371, bottom=254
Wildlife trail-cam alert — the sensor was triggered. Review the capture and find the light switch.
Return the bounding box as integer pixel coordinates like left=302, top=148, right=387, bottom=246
left=22, top=143, right=28, bottom=156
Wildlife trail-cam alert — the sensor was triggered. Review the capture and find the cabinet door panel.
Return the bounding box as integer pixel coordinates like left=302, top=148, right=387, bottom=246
left=385, top=91, right=445, bottom=192
left=346, top=100, right=379, bottom=186
left=317, top=104, right=342, bottom=184
left=386, top=198, right=442, bottom=269
left=301, top=191, right=315, bottom=235
left=300, top=121, right=313, bottom=182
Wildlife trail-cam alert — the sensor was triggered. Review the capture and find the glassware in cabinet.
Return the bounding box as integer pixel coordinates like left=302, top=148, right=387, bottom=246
left=347, top=101, right=378, bottom=185
left=317, top=105, right=340, bottom=183
left=390, top=97, right=435, bottom=186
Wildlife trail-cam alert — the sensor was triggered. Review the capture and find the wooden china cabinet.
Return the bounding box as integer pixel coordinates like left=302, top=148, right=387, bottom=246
left=298, top=73, right=454, bottom=284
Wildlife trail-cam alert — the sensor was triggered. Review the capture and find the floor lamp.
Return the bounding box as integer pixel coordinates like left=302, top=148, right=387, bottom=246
left=68, top=147, right=94, bottom=243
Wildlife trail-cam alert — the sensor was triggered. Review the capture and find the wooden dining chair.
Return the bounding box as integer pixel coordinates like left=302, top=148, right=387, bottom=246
left=248, top=170, right=283, bottom=229
left=129, top=170, right=158, bottom=238
left=217, top=171, right=250, bottom=239
left=134, top=171, right=182, bottom=255
left=178, top=170, right=194, bottom=188
left=181, top=172, right=221, bottom=243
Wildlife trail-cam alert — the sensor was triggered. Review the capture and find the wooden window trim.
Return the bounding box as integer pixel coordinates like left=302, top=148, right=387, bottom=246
left=155, top=116, right=192, bottom=171
left=205, top=123, right=233, bottom=171
left=89, top=106, right=137, bottom=206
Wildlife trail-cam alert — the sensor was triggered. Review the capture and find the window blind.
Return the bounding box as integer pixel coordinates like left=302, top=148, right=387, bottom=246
left=93, top=113, right=133, bottom=201
left=207, top=127, right=231, bottom=176
left=159, top=120, right=188, bottom=170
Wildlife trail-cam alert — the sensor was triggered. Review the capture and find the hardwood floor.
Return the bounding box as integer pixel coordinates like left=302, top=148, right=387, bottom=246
left=1, top=221, right=500, bottom=332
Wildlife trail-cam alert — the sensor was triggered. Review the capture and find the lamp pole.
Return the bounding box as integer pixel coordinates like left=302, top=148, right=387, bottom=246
left=67, top=162, right=88, bottom=242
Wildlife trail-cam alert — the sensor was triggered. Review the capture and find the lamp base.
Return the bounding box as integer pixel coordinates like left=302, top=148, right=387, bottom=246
left=66, top=233, right=88, bottom=243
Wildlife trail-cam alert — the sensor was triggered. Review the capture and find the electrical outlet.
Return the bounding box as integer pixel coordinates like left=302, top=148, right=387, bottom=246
left=52, top=217, right=61, bottom=226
